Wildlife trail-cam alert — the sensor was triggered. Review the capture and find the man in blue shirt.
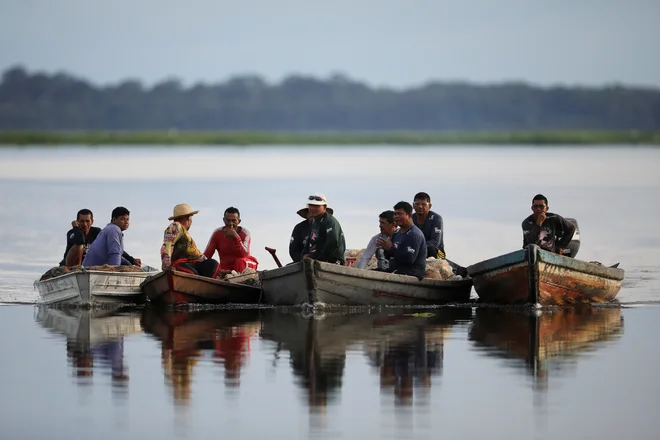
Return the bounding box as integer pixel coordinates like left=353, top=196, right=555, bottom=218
left=378, top=201, right=427, bottom=280
left=82, top=207, right=141, bottom=267
left=412, top=192, right=445, bottom=259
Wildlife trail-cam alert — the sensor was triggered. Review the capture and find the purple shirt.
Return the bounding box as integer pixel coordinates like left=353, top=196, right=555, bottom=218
left=82, top=222, right=130, bottom=266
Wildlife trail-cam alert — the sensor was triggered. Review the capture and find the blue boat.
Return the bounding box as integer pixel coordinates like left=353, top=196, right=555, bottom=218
left=466, top=245, right=624, bottom=305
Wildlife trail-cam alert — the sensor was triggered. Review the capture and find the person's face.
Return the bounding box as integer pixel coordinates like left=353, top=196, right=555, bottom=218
left=179, top=216, right=193, bottom=230
left=531, top=200, right=548, bottom=214
left=77, top=214, right=93, bottom=234
left=379, top=217, right=397, bottom=235
left=393, top=209, right=411, bottom=227
left=307, top=204, right=326, bottom=218
left=413, top=198, right=431, bottom=217
left=113, top=214, right=130, bottom=231
left=223, top=212, right=241, bottom=229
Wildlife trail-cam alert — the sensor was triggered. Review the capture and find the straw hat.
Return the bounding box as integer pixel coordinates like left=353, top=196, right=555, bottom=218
left=168, top=203, right=200, bottom=221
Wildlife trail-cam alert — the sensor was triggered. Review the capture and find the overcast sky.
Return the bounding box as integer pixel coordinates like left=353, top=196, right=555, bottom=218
left=1, top=0, right=658, bottom=88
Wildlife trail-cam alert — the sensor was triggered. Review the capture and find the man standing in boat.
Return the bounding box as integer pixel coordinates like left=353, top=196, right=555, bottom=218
left=522, top=194, right=576, bottom=254
left=378, top=201, right=426, bottom=280
left=412, top=192, right=446, bottom=259
left=82, top=207, right=141, bottom=267
left=161, top=204, right=220, bottom=278
left=356, top=210, right=398, bottom=271
left=301, top=193, right=346, bottom=265
left=203, top=207, right=259, bottom=273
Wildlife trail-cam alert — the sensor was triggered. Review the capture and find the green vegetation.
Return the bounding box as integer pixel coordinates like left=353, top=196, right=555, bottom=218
left=1, top=130, right=659, bottom=146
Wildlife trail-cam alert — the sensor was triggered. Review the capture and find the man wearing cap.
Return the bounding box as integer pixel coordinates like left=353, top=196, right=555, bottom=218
left=203, top=207, right=259, bottom=273
left=161, top=204, right=220, bottom=278
left=289, top=204, right=334, bottom=263
left=301, top=193, right=346, bottom=265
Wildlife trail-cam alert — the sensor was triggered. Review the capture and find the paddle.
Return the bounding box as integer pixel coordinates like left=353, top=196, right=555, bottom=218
left=265, top=247, right=283, bottom=268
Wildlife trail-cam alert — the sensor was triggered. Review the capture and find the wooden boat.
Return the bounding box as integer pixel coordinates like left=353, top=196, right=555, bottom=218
left=468, top=307, right=624, bottom=388
left=140, top=269, right=261, bottom=306
left=34, top=267, right=158, bottom=305
left=260, top=258, right=473, bottom=307
left=466, top=244, right=624, bottom=305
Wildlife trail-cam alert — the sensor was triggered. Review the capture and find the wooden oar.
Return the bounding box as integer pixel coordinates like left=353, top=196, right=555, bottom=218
left=265, top=247, right=283, bottom=268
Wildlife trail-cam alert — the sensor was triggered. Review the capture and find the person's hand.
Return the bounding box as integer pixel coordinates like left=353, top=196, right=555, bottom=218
left=556, top=248, right=564, bottom=256
left=133, top=258, right=142, bottom=267
left=376, top=236, right=392, bottom=250
left=161, top=256, right=171, bottom=271
left=200, top=255, right=207, bottom=262
left=534, top=211, right=547, bottom=226
left=71, top=220, right=80, bottom=228
left=223, top=227, right=238, bottom=238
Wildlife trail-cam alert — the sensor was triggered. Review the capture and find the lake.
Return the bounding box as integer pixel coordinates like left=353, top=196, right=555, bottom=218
left=0, top=145, right=659, bottom=439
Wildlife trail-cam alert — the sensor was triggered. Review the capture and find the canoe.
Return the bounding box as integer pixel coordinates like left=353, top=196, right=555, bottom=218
left=140, top=269, right=261, bottom=306
left=469, top=307, right=623, bottom=387
left=466, top=244, right=624, bottom=305
left=34, top=268, right=157, bottom=305
left=260, top=258, right=473, bottom=306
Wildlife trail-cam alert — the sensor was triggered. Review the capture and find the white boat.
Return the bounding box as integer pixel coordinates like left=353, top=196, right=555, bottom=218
left=260, top=259, right=473, bottom=307
left=34, top=266, right=158, bottom=305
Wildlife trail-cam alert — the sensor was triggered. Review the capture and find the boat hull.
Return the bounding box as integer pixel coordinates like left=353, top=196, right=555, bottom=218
left=467, top=245, right=625, bottom=305
left=260, top=259, right=473, bottom=306
left=34, top=270, right=153, bottom=305
left=140, top=270, right=261, bottom=306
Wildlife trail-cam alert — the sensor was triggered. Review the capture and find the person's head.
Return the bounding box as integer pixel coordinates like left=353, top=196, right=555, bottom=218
left=223, top=207, right=241, bottom=230
left=306, top=193, right=328, bottom=218
left=393, top=201, right=414, bottom=228
left=169, top=204, right=200, bottom=230
left=531, top=194, right=549, bottom=214
left=76, top=209, right=94, bottom=233
left=413, top=192, right=432, bottom=217
left=111, top=207, right=130, bottom=231
left=378, top=210, right=397, bottom=237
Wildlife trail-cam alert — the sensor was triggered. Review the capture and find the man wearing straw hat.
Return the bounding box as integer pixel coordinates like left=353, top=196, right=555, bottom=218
left=289, top=204, right=334, bottom=263
left=160, top=203, right=220, bottom=278
left=301, top=193, right=346, bottom=265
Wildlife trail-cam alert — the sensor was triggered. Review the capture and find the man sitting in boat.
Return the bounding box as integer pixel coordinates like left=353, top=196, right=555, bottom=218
left=82, top=207, right=142, bottom=267
left=522, top=194, right=576, bottom=254
left=161, top=204, right=220, bottom=277
left=412, top=192, right=446, bottom=259
left=301, top=193, right=346, bottom=265
left=60, top=208, right=138, bottom=267
left=356, top=210, right=398, bottom=271
left=378, top=201, right=426, bottom=280
left=289, top=205, right=320, bottom=263
left=203, top=207, right=258, bottom=273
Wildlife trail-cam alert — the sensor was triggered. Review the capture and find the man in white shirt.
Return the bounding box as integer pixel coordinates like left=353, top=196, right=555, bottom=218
left=356, top=210, right=398, bottom=271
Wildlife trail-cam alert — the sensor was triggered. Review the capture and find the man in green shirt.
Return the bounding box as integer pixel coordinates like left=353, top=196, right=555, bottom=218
left=301, top=193, right=346, bottom=265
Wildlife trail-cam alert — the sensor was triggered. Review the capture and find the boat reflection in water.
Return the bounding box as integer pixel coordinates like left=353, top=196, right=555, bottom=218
left=469, top=306, right=624, bottom=390
left=140, top=308, right=261, bottom=406
left=34, top=306, right=142, bottom=389
left=260, top=307, right=472, bottom=413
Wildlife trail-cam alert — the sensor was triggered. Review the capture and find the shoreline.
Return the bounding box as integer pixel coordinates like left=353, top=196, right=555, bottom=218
left=1, top=130, right=659, bottom=146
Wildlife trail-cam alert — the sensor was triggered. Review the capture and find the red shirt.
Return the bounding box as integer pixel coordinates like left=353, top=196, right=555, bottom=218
left=203, top=226, right=255, bottom=269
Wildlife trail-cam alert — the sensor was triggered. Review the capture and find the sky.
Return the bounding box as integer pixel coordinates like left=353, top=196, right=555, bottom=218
left=1, top=0, right=658, bottom=89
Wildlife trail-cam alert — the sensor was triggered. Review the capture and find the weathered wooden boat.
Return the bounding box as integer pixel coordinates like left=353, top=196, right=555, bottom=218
left=34, top=267, right=158, bottom=305
left=466, top=244, right=624, bottom=305
left=260, top=258, right=473, bottom=306
left=140, top=269, right=261, bottom=306
left=469, top=307, right=624, bottom=387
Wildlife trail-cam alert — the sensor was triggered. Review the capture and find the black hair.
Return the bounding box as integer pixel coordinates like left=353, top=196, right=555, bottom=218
left=224, top=206, right=241, bottom=218
left=77, top=209, right=93, bottom=221
left=532, top=194, right=548, bottom=206
left=379, top=210, right=395, bottom=223
left=111, top=206, right=130, bottom=220
left=393, top=201, right=413, bottom=215
left=413, top=192, right=431, bottom=203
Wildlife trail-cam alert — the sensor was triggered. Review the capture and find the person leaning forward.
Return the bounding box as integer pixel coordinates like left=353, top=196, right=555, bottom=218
left=301, top=193, right=346, bottom=265
left=522, top=194, right=575, bottom=255
left=161, top=204, right=220, bottom=278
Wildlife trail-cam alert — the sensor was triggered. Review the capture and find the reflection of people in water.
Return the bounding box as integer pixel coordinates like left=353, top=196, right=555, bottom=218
left=66, top=337, right=129, bottom=385
left=162, top=346, right=200, bottom=406
left=213, top=326, right=253, bottom=388
left=368, top=327, right=445, bottom=406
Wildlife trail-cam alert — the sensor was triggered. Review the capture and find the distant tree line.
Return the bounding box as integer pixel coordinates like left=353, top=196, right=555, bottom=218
left=1, top=65, right=659, bottom=131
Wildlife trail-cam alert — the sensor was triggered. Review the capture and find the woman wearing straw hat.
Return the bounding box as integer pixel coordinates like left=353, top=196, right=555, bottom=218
left=160, top=203, right=220, bottom=278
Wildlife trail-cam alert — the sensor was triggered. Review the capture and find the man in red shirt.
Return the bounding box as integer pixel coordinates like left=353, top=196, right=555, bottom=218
left=203, top=207, right=258, bottom=273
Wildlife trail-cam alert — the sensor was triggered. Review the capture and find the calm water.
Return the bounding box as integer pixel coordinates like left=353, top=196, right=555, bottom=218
left=0, top=145, right=659, bottom=439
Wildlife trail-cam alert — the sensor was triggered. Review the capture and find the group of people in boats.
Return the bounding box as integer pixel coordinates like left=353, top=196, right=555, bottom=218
left=59, top=192, right=575, bottom=281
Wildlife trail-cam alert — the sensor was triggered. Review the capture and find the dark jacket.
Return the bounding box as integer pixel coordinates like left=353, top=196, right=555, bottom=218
left=522, top=212, right=576, bottom=253
left=302, top=212, right=346, bottom=264
left=289, top=220, right=310, bottom=263
left=412, top=210, right=445, bottom=258
left=384, top=224, right=427, bottom=280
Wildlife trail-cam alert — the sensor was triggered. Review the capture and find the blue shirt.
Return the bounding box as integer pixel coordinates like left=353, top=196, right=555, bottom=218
left=82, top=222, right=131, bottom=266
left=384, top=224, right=427, bottom=280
